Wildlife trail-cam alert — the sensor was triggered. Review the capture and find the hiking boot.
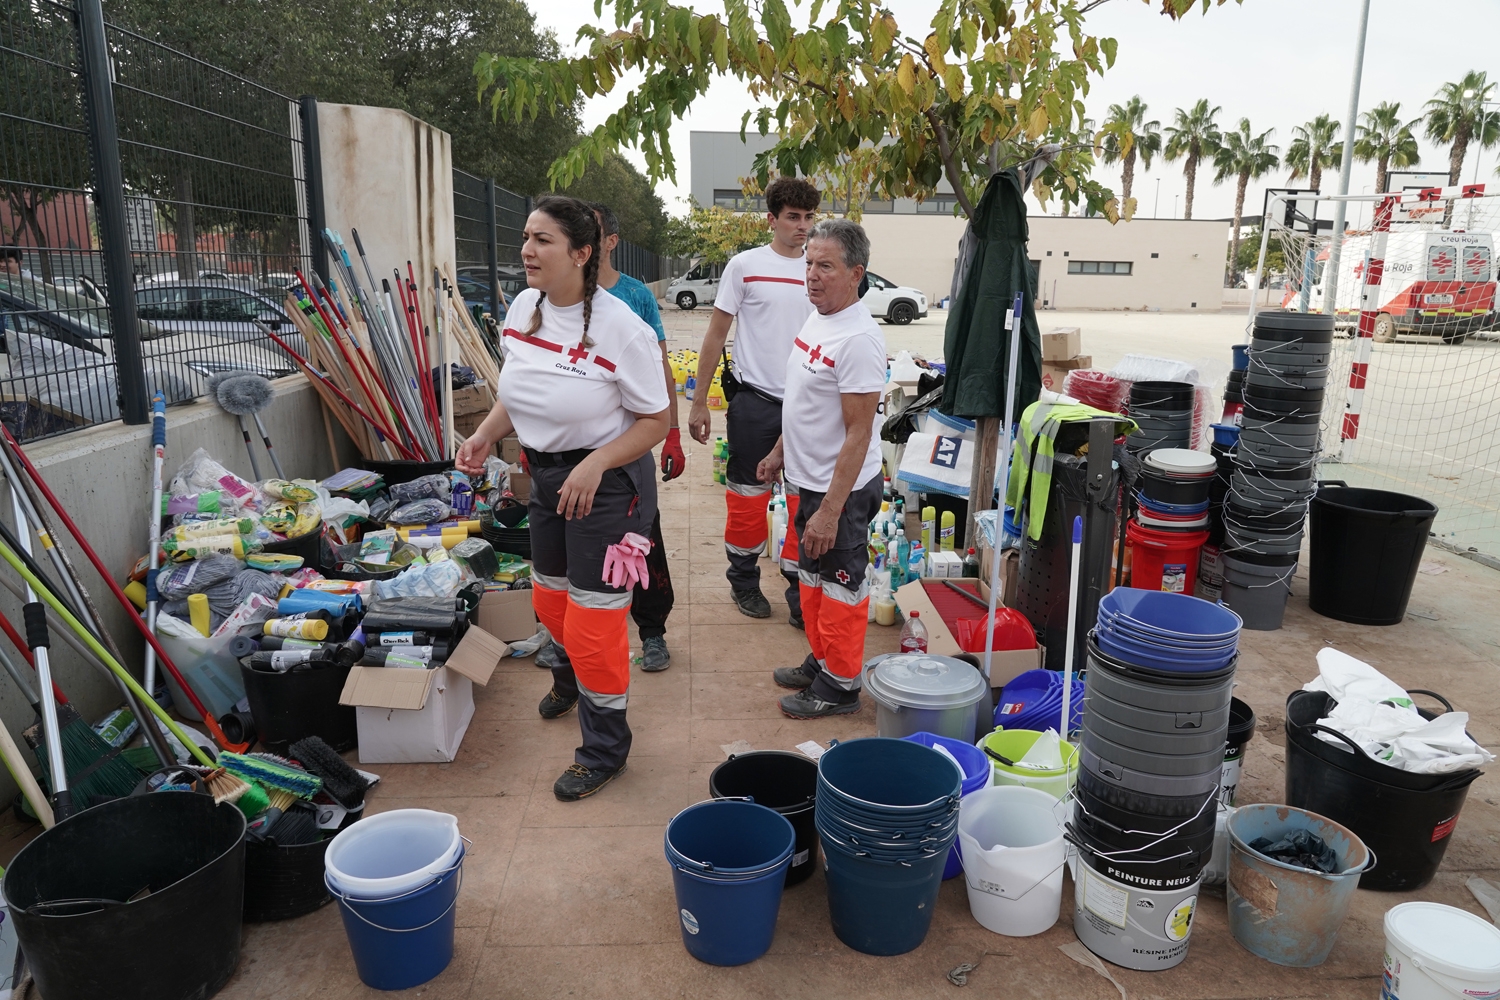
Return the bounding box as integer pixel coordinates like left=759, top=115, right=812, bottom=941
left=535, top=640, right=569, bottom=670
left=773, top=653, right=819, bottom=690
left=788, top=611, right=805, bottom=631
left=640, top=635, right=671, bottom=672
left=538, top=687, right=578, bottom=719
left=553, top=762, right=626, bottom=801
left=731, top=586, right=772, bottom=619
left=779, top=688, right=861, bottom=719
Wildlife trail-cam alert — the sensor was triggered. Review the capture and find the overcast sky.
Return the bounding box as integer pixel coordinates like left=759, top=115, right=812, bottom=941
left=526, top=0, right=1500, bottom=224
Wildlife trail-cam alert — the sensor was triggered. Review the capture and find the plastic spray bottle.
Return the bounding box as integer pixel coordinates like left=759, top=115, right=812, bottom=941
left=940, top=511, right=956, bottom=551
left=921, top=505, right=936, bottom=553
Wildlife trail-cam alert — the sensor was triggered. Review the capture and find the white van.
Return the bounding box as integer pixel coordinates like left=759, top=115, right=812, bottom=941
left=1292, top=230, right=1496, bottom=344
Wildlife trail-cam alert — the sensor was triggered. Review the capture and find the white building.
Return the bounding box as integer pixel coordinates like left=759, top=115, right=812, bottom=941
left=690, top=130, right=1227, bottom=312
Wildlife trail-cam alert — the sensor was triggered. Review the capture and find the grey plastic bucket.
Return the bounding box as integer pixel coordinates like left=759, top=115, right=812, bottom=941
left=1083, top=709, right=1231, bottom=758
left=1081, top=727, right=1228, bottom=777
left=1079, top=743, right=1224, bottom=798
left=1221, top=555, right=1297, bottom=630
left=1084, top=651, right=1236, bottom=715
left=1073, top=858, right=1202, bottom=970
left=1082, top=686, right=1232, bottom=737
left=1223, top=524, right=1305, bottom=557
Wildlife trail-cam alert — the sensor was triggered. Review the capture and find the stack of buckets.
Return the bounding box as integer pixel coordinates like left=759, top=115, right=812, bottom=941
left=1125, top=381, right=1195, bottom=454
left=815, top=738, right=962, bottom=956
left=1221, top=310, right=1333, bottom=629
left=1198, top=422, right=1241, bottom=602
left=1128, top=448, right=1216, bottom=594
left=324, top=810, right=465, bottom=991
left=1071, top=588, right=1241, bottom=971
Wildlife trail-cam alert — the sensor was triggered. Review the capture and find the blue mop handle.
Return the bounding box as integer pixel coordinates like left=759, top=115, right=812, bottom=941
left=151, top=390, right=166, bottom=448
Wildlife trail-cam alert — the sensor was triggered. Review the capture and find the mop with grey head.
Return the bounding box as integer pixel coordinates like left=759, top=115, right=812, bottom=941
left=207, top=371, right=284, bottom=479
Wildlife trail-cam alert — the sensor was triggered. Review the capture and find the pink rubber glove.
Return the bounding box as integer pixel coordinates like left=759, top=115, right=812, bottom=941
left=602, top=532, right=652, bottom=589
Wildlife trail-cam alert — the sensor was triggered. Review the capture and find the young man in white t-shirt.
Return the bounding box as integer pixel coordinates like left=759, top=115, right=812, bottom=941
left=687, top=178, right=819, bottom=624
left=755, top=219, right=887, bottom=719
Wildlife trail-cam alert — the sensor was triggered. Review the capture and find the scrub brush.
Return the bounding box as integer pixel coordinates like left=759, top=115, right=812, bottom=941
left=204, top=767, right=250, bottom=805
left=290, top=736, right=368, bottom=809
left=218, top=751, right=322, bottom=797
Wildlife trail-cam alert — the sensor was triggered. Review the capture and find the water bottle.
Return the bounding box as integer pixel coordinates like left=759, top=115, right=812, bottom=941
left=899, top=610, right=929, bottom=654
left=891, top=526, right=909, bottom=590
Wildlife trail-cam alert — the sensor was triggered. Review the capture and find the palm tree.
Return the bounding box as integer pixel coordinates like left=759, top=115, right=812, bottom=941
left=1163, top=99, right=1223, bottom=220
left=1353, top=101, right=1422, bottom=195
left=1099, top=96, right=1162, bottom=204
left=1213, top=118, right=1280, bottom=285
left=1423, top=71, right=1500, bottom=185
left=1285, top=114, right=1341, bottom=192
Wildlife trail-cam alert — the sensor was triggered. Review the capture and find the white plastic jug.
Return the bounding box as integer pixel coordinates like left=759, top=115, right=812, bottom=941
left=325, top=809, right=463, bottom=899
left=957, top=785, right=1066, bottom=937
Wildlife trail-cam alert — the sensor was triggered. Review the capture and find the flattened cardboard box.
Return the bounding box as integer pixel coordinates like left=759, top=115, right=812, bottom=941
left=476, top=588, right=538, bottom=642
left=340, top=625, right=506, bottom=763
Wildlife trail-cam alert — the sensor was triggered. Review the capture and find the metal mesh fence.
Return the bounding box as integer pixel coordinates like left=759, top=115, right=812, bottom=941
left=1, top=0, right=313, bottom=441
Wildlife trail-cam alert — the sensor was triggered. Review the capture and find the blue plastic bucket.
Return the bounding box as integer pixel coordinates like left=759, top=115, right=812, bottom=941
left=327, top=848, right=463, bottom=991
left=994, top=669, right=1084, bottom=734
left=665, top=800, right=794, bottom=966
left=900, top=732, right=991, bottom=879
left=823, top=836, right=950, bottom=955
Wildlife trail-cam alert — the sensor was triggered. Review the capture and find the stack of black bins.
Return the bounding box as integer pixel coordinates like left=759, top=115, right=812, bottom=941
left=1127, top=381, right=1195, bottom=454
left=1221, top=310, right=1334, bottom=630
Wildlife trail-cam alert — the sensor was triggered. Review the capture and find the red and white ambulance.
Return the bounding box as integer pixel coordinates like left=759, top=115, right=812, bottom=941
left=1290, top=229, right=1495, bottom=344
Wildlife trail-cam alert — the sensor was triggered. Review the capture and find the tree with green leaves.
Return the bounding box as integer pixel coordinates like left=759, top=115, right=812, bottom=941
left=560, top=150, right=668, bottom=248
left=1423, top=71, right=1500, bottom=186
left=1353, top=101, right=1421, bottom=195
left=1213, top=118, right=1279, bottom=285
left=1285, top=113, right=1340, bottom=192
left=477, top=0, right=1244, bottom=223
left=659, top=202, right=772, bottom=262
left=1163, top=98, right=1222, bottom=220
left=1099, top=96, right=1160, bottom=203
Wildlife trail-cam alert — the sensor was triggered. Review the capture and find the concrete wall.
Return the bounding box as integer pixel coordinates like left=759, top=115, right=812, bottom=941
left=317, top=103, right=456, bottom=346
left=0, top=377, right=348, bottom=807
left=859, top=215, right=1227, bottom=312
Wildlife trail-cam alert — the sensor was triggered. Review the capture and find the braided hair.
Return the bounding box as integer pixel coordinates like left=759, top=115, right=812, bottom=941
left=524, top=195, right=602, bottom=347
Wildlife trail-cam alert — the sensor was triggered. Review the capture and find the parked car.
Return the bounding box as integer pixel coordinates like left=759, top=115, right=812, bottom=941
left=456, top=265, right=528, bottom=320
left=861, top=271, right=928, bottom=325
left=666, top=261, right=720, bottom=310
left=134, top=280, right=305, bottom=358
left=0, top=273, right=295, bottom=431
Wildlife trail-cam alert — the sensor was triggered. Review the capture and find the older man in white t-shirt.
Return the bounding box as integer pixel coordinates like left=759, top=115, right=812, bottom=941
left=755, top=219, right=887, bottom=719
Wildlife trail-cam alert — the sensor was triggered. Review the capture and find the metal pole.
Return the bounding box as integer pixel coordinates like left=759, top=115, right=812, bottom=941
left=1247, top=195, right=1279, bottom=330
left=76, top=0, right=148, bottom=425
left=1321, top=0, right=1372, bottom=317
left=300, top=96, right=329, bottom=284
left=484, top=179, right=500, bottom=317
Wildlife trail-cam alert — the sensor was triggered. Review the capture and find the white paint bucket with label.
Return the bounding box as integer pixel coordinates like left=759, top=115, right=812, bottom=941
left=1382, top=902, right=1500, bottom=1000
left=1071, top=856, right=1201, bottom=971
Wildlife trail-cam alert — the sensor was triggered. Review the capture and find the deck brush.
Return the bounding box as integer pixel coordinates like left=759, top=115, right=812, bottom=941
left=290, top=736, right=368, bottom=809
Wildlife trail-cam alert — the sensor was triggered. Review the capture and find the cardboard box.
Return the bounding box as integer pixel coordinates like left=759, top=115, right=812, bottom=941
left=451, top=384, right=493, bottom=417
left=1040, top=355, right=1093, bottom=393
left=977, top=547, right=1021, bottom=610
left=341, top=626, right=505, bottom=763
left=500, top=436, right=521, bottom=464
left=893, top=579, right=1042, bottom=688
left=476, top=588, right=538, bottom=642
left=508, top=470, right=531, bottom=503
left=1042, top=327, right=1082, bottom=361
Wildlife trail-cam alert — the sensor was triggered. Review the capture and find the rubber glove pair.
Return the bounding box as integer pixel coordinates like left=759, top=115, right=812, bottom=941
left=602, top=532, right=652, bottom=590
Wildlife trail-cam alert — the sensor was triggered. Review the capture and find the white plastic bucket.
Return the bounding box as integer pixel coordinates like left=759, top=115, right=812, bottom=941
left=1383, top=902, right=1500, bottom=1000
left=325, top=809, right=463, bottom=899
left=957, top=786, right=1065, bottom=937
left=1071, top=856, right=1201, bottom=971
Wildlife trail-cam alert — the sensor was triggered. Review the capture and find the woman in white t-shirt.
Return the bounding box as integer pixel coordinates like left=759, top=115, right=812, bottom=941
left=457, top=195, right=669, bottom=801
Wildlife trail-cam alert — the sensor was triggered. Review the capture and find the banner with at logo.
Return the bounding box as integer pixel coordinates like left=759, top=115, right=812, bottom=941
left=896, top=429, right=974, bottom=498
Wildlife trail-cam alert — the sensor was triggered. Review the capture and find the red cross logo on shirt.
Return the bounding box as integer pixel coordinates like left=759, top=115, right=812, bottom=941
left=794, top=337, right=836, bottom=368
left=567, top=343, right=589, bottom=364
left=807, top=344, right=823, bottom=364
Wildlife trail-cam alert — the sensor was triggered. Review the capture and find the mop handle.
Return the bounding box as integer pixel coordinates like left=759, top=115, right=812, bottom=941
left=144, top=391, right=165, bottom=694
left=982, top=291, right=1026, bottom=683
left=8, top=485, right=70, bottom=818
left=1060, top=516, right=1082, bottom=739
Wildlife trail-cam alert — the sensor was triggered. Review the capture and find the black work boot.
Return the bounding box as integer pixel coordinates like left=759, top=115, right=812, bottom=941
left=538, top=687, right=578, bottom=719
left=731, top=586, right=772, bottom=618
left=773, top=653, right=820, bottom=690
left=779, top=688, right=861, bottom=719
left=553, top=762, right=626, bottom=801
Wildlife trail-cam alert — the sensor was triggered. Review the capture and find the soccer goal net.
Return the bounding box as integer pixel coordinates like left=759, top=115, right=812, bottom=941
left=1250, top=185, right=1500, bottom=566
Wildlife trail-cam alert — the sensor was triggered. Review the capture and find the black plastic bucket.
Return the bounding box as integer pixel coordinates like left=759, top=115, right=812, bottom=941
left=241, top=661, right=358, bottom=755
left=244, top=834, right=334, bottom=922
left=3, top=793, right=245, bottom=1000
left=710, top=751, right=819, bottom=887
left=1284, top=690, right=1480, bottom=891
left=1308, top=483, right=1438, bottom=625
left=1252, top=309, right=1336, bottom=343
left=1077, top=757, right=1218, bottom=818
left=1220, top=697, right=1256, bottom=805
left=368, top=458, right=455, bottom=485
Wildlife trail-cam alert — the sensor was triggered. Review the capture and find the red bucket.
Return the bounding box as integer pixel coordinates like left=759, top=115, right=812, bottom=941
left=1126, top=520, right=1209, bottom=594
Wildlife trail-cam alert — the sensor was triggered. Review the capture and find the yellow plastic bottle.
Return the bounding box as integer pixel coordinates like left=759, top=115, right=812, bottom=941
left=940, top=510, right=956, bottom=551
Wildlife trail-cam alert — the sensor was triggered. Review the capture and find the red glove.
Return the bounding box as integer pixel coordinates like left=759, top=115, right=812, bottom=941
left=661, top=427, right=686, bottom=481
